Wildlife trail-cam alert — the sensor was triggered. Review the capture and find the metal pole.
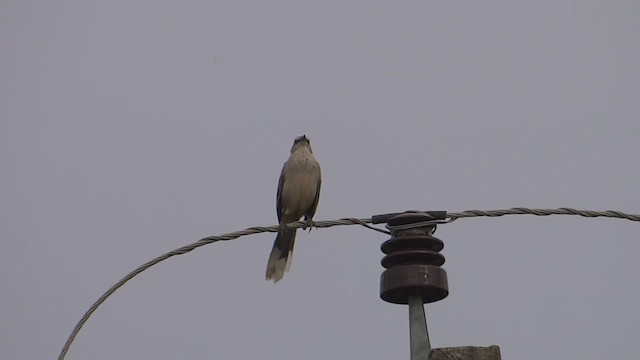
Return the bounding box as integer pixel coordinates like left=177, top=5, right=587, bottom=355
left=380, top=213, right=447, bottom=360
left=408, top=295, right=430, bottom=360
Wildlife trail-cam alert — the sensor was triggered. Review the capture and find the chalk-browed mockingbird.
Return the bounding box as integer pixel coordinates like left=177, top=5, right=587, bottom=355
left=266, top=135, right=321, bottom=283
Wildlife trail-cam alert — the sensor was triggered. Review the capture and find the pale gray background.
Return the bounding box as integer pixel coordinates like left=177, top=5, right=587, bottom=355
left=2, top=1, right=639, bottom=359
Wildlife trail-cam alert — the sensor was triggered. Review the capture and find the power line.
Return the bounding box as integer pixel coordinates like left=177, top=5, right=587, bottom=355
left=58, top=207, right=640, bottom=360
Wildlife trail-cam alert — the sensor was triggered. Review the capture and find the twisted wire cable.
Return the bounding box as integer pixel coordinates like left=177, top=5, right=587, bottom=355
left=58, top=207, right=640, bottom=359
left=448, top=207, right=640, bottom=221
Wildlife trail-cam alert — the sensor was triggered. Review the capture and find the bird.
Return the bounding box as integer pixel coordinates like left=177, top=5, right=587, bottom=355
left=266, top=135, right=322, bottom=283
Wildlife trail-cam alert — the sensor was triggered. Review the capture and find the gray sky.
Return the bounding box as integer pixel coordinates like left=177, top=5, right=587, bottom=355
left=2, top=1, right=639, bottom=359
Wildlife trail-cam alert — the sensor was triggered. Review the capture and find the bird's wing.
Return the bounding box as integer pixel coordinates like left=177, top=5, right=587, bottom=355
left=276, top=164, right=286, bottom=223
left=305, top=173, right=321, bottom=220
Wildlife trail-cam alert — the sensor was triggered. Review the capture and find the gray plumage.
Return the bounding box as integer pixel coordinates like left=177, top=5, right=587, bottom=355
left=266, top=135, right=321, bottom=283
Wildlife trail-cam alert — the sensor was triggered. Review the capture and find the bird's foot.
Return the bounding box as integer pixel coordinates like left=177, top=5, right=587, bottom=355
left=303, top=219, right=316, bottom=233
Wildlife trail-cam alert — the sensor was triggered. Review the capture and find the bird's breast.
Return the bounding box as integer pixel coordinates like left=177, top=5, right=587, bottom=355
left=280, top=156, right=320, bottom=220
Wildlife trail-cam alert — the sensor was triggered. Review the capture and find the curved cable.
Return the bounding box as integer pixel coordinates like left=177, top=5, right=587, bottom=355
left=58, top=207, right=640, bottom=359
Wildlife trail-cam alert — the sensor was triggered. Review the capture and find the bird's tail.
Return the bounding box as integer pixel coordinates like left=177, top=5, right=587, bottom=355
left=265, top=228, right=297, bottom=283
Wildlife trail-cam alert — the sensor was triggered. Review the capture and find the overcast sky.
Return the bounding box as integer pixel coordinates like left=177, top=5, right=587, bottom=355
left=2, top=1, right=639, bottom=359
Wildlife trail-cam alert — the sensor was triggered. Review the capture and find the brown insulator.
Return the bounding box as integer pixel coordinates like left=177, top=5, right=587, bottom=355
left=380, top=212, right=449, bottom=304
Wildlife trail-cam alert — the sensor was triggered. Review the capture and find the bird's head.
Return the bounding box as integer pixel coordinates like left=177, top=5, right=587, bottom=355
left=291, top=135, right=312, bottom=153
